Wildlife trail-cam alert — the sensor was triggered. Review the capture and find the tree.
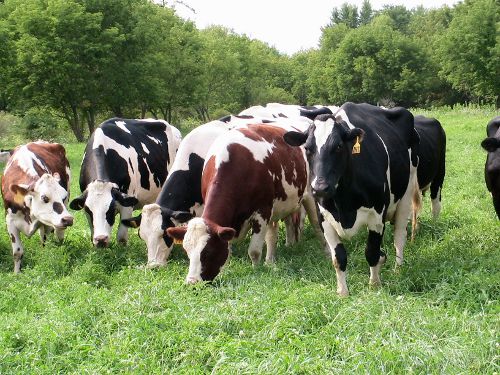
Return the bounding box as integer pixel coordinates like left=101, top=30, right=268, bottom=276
left=359, top=0, right=373, bottom=26
left=329, top=3, right=359, bottom=29
left=438, top=0, right=499, bottom=106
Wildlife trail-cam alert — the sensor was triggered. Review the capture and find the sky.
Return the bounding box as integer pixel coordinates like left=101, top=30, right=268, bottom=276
left=174, top=0, right=460, bottom=55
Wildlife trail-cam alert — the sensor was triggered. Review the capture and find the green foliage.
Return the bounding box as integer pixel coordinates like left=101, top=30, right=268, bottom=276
left=438, top=0, right=499, bottom=104
left=0, top=109, right=498, bottom=372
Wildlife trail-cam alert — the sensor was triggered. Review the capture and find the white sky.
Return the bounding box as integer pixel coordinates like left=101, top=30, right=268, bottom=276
left=174, top=0, right=460, bottom=55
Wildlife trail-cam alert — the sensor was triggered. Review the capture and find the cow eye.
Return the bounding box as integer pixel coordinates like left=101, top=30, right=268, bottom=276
left=41, top=195, right=50, bottom=203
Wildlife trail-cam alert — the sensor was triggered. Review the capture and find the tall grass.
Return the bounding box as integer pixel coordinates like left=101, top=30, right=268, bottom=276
left=0, top=108, right=498, bottom=373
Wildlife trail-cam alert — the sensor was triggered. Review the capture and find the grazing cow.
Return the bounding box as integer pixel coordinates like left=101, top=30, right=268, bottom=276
left=1, top=141, right=73, bottom=273
left=284, top=102, right=419, bottom=296
left=167, top=123, right=325, bottom=284
left=481, top=116, right=500, bottom=219
left=122, top=118, right=319, bottom=267
left=70, top=118, right=181, bottom=247
left=411, top=115, right=446, bottom=239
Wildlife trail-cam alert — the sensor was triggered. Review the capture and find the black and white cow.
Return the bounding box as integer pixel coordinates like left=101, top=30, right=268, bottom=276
left=284, top=102, right=419, bottom=296
left=1, top=142, right=73, bottom=272
left=70, top=118, right=181, bottom=247
left=481, top=116, right=500, bottom=219
left=411, top=115, right=446, bottom=239
left=238, top=103, right=337, bottom=121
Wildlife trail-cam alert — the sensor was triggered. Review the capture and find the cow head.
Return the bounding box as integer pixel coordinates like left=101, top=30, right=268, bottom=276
left=121, top=203, right=193, bottom=267
left=481, top=137, right=500, bottom=153
left=166, top=218, right=235, bottom=283
left=10, top=173, right=73, bottom=229
left=284, top=114, right=364, bottom=201
left=69, top=180, right=138, bottom=247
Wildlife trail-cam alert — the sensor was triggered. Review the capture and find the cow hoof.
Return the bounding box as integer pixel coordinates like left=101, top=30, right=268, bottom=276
left=146, top=261, right=165, bottom=269
left=337, top=289, right=349, bottom=297
left=369, top=279, right=382, bottom=287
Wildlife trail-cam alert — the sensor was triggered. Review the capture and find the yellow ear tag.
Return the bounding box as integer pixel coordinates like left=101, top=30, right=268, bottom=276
left=14, top=191, right=25, bottom=205
left=352, top=136, right=361, bottom=154
left=174, top=238, right=183, bottom=245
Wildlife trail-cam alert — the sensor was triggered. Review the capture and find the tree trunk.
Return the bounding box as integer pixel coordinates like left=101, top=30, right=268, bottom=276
left=62, top=104, right=84, bottom=142
left=84, top=107, right=96, bottom=136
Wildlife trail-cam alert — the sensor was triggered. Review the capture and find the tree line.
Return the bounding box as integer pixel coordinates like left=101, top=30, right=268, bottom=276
left=0, top=0, right=498, bottom=141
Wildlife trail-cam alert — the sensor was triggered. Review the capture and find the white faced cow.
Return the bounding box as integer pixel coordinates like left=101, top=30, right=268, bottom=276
left=1, top=142, right=73, bottom=273
left=284, top=103, right=419, bottom=296
left=70, top=118, right=181, bottom=247
left=167, top=123, right=325, bottom=284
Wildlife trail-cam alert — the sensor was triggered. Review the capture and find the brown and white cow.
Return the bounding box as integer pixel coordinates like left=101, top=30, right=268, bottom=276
left=167, top=123, right=324, bottom=284
left=1, top=141, right=73, bottom=273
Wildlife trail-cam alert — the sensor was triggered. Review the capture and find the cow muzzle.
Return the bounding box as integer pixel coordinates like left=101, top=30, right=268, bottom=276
left=94, top=235, right=110, bottom=248
left=312, top=178, right=332, bottom=198
left=60, top=216, right=74, bottom=228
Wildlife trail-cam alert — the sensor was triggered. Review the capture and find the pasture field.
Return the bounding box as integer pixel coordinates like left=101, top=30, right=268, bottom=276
left=0, top=107, right=498, bottom=374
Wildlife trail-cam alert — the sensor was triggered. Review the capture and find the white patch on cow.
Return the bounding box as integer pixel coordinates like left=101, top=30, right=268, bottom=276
left=167, top=121, right=230, bottom=173
left=139, top=204, right=171, bottom=266
left=431, top=187, right=442, bottom=219
left=321, top=220, right=349, bottom=296
left=270, top=167, right=302, bottom=221
left=183, top=218, right=210, bottom=284
left=334, top=109, right=355, bottom=129
left=147, top=135, right=160, bottom=144
left=85, top=180, right=116, bottom=244
left=313, top=117, right=335, bottom=154
left=319, top=204, right=384, bottom=240
left=211, top=129, right=276, bottom=169
left=5, top=145, right=48, bottom=178
left=115, top=120, right=131, bottom=134
left=141, top=142, right=150, bottom=154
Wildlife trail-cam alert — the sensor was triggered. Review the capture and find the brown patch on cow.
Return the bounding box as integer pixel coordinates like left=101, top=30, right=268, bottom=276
left=1, top=142, right=70, bottom=214
left=10, top=234, right=15, bottom=243
left=250, top=219, right=261, bottom=234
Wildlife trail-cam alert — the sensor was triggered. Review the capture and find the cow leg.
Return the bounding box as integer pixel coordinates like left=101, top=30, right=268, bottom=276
left=394, top=172, right=417, bottom=266
left=430, top=186, right=442, bottom=219
left=117, top=206, right=133, bottom=244
left=284, top=206, right=306, bottom=246
left=322, top=221, right=348, bottom=296
left=54, top=228, right=66, bottom=243
left=39, top=225, right=48, bottom=247
left=366, top=230, right=387, bottom=286
left=303, top=194, right=329, bottom=255
left=7, top=220, right=24, bottom=274
left=264, top=221, right=279, bottom=264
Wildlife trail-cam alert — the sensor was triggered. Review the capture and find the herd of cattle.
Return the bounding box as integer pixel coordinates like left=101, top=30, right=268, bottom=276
left=1, top=103, right=498, bottom=296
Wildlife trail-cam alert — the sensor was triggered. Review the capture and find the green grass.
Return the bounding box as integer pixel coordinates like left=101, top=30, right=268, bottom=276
left=0, top=108, right=499, bottom=374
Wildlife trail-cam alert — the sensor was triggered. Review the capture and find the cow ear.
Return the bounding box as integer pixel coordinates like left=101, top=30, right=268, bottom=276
left=284, top=130, right=308, bottom=146
left=171, top=210, right=194, bottom=223
left=122, top=215, right=142, bottom=228
left=166, top=226, right=187, bottom=241
left=10, top=184, right=33, bottom=205
left=216, top=226, right=236, bottom=242
left=69, top=192, right=87, bottom=210
left=481, top=137, right=499, bottom=152
left=346, top=128, right=365, bottom=143
left=112, top=189, right=138, bottom=207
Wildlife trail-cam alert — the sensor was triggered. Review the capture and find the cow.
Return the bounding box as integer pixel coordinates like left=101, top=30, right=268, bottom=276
left=480, top=116, right=500, bottom=219
left=238, top=103, right=337, bottom=121
left=122, top=117, right=321, bottom=268
left=69, top=118, right=181, bottom=247
left=411, top=115, right=447, bottom=239
left=166, top=123, right=325, bottom=284
left=284, top=102, right=419, bottom=296
left=1, top=141, right=73, bottom=273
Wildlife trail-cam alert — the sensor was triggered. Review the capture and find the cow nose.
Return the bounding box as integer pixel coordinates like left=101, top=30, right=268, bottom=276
left=312, top=179, right=330, bottom=198
left=61, top=216, right=74, bottom=227
left=94, top=235, right=109, bottom=248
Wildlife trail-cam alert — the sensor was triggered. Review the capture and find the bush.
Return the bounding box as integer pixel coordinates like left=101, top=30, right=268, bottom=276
left=22, top=108, right=75, bottom=143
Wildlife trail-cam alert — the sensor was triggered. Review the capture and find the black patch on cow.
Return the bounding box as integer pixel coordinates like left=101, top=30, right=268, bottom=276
left=157, top=153, right=204, bottom=213
left=128, top=158, right=134, bottom=174
left=365, top=230, right=384, bottom=267
left=52, top=202, right=63, bottom=214
left=483, top=116, right=500, bottom=219
left=84, top=206, right=94, bottom=226
left=218, top=115, right=232, bottom=123
left=333, top=243, right=347, bottom=271
left=106, top=199, right=116, bottom=226
left=200, top=235, right=229, bottom=281
left=10, top=234, right=15, bottom=243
